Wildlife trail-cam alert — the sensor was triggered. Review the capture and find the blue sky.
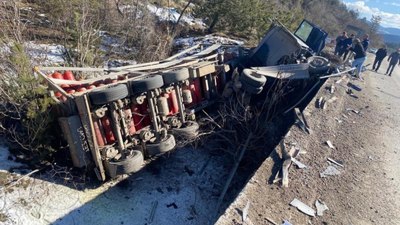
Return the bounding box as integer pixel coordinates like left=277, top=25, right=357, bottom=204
left=342, top=0, right=400, bottom=28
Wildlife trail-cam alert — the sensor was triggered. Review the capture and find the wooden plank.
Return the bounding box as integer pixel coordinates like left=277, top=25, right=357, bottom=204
left=75, top=95, right=106, bottom=181
left=164, top=43, right=201, bottom=61
left=196, top=63, right=217, bottom=77
left=38, top=66, right=106, bottom=72
left=34, top=67, right=72, bottom=98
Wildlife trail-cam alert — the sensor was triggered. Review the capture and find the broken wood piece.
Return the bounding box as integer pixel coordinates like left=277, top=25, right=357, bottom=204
left=317, top=97, right=325, bottom=108
left=292, top=158, right=307, bottom=169
left=315, top=200, right=329, bottom=216
left=290, top=198, right=316, bottom=217
left=334, top=117, right=343, bottom=123
left=330, top=84, right=335, bottom=94
left=320, top=165, right=341, bottom=177
left=327, top=158, right=344, bottom=167
left=242, top=200, right=250, bottom=222
left=326, top=140, right=335, bottom=149
left=281, top=158, right=292, bottom=188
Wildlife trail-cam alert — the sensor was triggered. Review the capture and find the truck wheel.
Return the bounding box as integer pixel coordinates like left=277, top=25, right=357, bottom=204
left=172, top=121, right=199, bottom=140
left=105, top=150, right=144, bottom=178
left=240, top=69, right=266, bottom=87
left=308, top=56, right=330, bottom=75
left=162, top=68, right=190, bottom=85
left=146, top=134, right=176, bottom=157
left=129, top=75, right=164, bottom=94
left=89, top=84, right=129, bottom=105
left=240, top=79, right=264, bottom=94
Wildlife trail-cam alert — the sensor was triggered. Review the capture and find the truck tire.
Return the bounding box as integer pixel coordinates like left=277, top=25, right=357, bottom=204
left=162, top=68, right=190, bottom=85
left=130, top=75, right=164, bottom=94
left=308, top=56, right=330, bottom=75
left=240, top=79, right=264, bottom=94
left=146, top=134, right=176, bottom=157
left=89, top=84, right=129, bottom=105
left=172, top=121, right=199, bottom=140
left=105, top=150, right=144, bottom=178
left=240, top=69, right=266, bottom=88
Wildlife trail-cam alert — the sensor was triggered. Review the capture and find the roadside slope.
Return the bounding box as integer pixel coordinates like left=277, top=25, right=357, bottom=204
left=216, top=54, right=400, bottom=225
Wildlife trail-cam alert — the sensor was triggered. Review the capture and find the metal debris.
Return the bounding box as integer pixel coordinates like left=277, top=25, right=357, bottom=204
left=290, top=198, right=316, bottom=217
left=330, top=84, right=335, bottom=93
left=292, top=158, right=307, bottom=169
left=294, top=108, right=312, bottom=134
left=282, top=220, right=293, bottom=225
left=320, top=165, right=341, bottom=177
left=327, top=157, right=344, bottom=167
left=326, top=140, right=335, bottom=149
left=315, top=200, right=329, bottom=216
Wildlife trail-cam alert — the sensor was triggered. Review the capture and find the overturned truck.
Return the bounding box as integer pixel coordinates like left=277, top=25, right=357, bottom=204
left=35, top=20, right=334, bottom=181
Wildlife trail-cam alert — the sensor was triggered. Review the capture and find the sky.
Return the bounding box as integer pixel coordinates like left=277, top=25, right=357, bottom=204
left=342, top=0, right=400, bottom=29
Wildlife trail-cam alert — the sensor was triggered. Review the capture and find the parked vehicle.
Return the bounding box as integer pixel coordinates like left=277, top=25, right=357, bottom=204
left=35, top=20, right=331, bottom=181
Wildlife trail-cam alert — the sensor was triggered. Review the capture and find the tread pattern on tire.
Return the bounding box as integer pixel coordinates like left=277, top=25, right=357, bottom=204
left=172, top=121, right=199, bottom=139
left=240, top=79, right=263, bottom=94
left=105, top=150, right=144, bottom=178
left=146, top=134, right=176, bottom=156
left=129, top=75, right=164, bottom=94
left=89, top=84, right=129, bottom=105
left=308, top=56, right=330, bottom=74
left=240, top=68, right=267, bottom=88
left=162, top=68, right=190, bottom=85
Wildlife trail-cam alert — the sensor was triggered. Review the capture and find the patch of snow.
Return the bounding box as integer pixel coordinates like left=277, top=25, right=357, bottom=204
left=0, top=144, right=23, bottom=172
left=147, top=4, right=205, bottom=28
left=24, top=42, right=66, bottom=66
left=174, top=35, right=244, bottom=47
left=1, top=147, right=230, bottom=225
left=38, top=13, right=46, bottom=17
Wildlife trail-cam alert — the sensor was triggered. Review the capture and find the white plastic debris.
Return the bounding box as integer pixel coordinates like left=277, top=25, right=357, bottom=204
left=292, top=158, right=307, bottom=169
left=315, top=200, right=329, bottom=216
left=290, top=198, right=316, bottom=217
left=242, top=200, right=250, bottom=222
left=326, top=140, right=335, bottom=149
left=320, top=165, right=341, bottom=177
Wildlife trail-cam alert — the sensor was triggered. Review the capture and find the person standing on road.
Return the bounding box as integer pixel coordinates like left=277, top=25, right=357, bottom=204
left=385, top=48, right=400, bottom=76
left=348, top=38, right=366, bottom=80
left=341, top=34, right=355, bottom=60
left=372, top=46, right=387, bottom=72
left=335, top=32, right=347, bottom=55
left=362, top=34, right=370, bottom=52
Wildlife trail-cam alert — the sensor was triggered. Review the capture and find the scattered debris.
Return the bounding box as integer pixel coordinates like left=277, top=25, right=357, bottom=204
left=282, top=220, right=293, bottom=225
left=326, top=140, right=335, bottom=149
left=294, top=108, right=312, bottom=134
left=327, top=157, right=344, bottom=167
left=330, top=84, right=335, bottom=94
left=315, top=200, right=329, bottom=216
left=149, top=201, right=158, bottom=223
left=317, top=97, right=325, bottom=108
left=346, top=89, right=358, bottom=98
left=242, top=200, right=250, bottom=222
left=320, top=165, right=341, bottom=178
left=265, top=217, right=278, bottom=225
left=334, top=117, right=343, bottom=123
left=342, top=114, right=349, bottom=119
left=292, top=158, right=307, bottom=169
left=290, top=198, right=316, bottom=217
left=347, top=82, right=362, bottom=91
left=346, top=108, right=360, bottom=114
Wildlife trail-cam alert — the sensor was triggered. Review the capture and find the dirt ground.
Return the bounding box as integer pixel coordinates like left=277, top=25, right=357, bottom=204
left=216, top=54, right=400, bottom=225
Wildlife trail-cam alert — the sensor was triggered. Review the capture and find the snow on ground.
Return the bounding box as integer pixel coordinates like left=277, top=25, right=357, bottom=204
left=0, top=144, right=23, bottom=172
left=24, top=42, right=66, bottom=66
left=174, top=35, right=244, bottom=47
left=0, top=147, right=230, bottom=225
left=146, top=4, right=205, bottom=28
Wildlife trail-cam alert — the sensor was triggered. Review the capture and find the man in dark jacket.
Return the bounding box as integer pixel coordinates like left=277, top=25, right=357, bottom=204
left=362, top=34, right=369, bottom=51
left=386, top=48, right=400, bottom=76
left=335, top=32, right=347, bottom=55
left=340, top=33, right=355, bottom=60
left=373, top=46, right=387, bottom=72
left=348, top=38, right=366, bottom=79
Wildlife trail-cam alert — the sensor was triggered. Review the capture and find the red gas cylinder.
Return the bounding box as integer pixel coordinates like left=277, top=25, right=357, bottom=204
left=66, top=89, right=76, bottom=94
left=86, top=84, right=96, bottom=90
left=51, top=72, right=63, bottom=79
left=124, top=108, right=136, bottom=135
left=162, top=93, right=172, bottom=115
left=76, top=87, right=87, bottom=92
left=63, top=71, right=75, bottom=80
left=193, top=79, right=203, bottom=103
left=93, top=120, right=106, bottom=147
left=131, top=104, right=143, bottom=131
left=168, top=90, right=179, bottom=114
left=101, top=116, right=115, bottom=144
